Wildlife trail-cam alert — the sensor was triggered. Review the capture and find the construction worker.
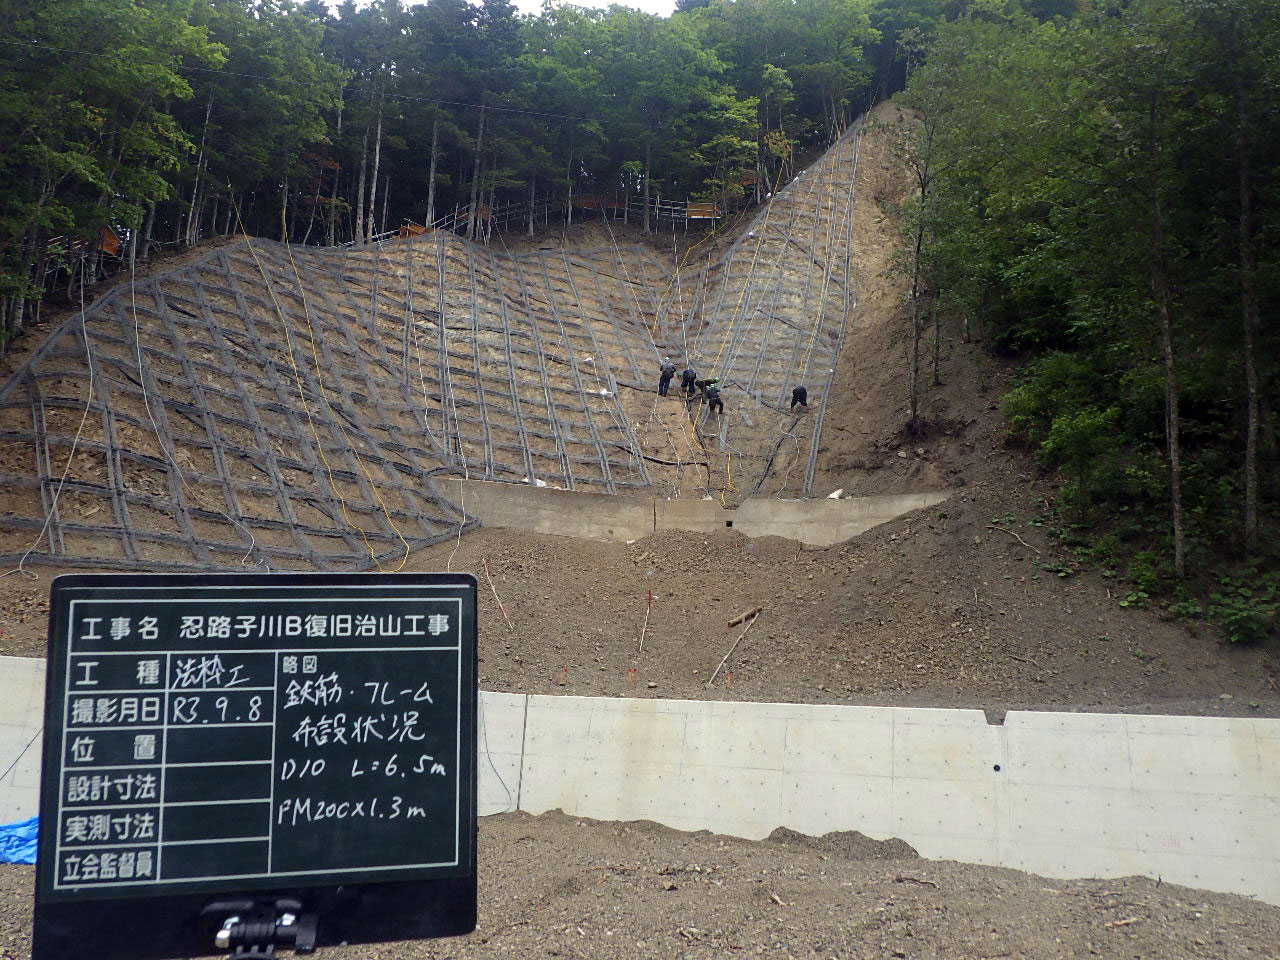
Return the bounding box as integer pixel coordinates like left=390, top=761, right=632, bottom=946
left=705, top=380, right=724, bottom=415
left=791, top=385, right=808, bottom=408
left=658, top=357, right=677, bottom=396
left=680, top=364, right=697, bottom=397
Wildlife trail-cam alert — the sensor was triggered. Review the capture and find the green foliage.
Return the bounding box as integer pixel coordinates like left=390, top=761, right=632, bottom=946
left=1041, top=558, right=1073, bottom=577
left=1127, top=551, right=1168, bottom=596
left=1208, top=572, right=1280, bottom=645
left=1072, top=532, right=1121, bottom=571
left=1, top=0, right=903, bottom=332
left=1119, top=590, right=1149, bottom=609
left=901, top=0, right=1280, bottom=626
left=0, top=0, right=224, bottom=323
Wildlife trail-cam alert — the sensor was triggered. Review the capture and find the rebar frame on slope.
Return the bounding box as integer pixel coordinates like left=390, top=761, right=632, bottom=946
left=0, top=240, right=473, bottom=571
left=0, top=128, right=866, bottom=570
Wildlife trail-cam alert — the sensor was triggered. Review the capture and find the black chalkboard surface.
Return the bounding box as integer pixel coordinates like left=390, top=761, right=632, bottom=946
left=34, top=572, right=477, bottom=960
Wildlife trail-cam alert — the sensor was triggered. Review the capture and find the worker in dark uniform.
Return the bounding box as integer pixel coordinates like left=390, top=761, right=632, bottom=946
left=680, top=364, right=697, bottom=397
left=658, top=357, right=676, bottom=396
left=791, top=385, right=808, bottom=408
left=705, top=380, right=724, bottom=415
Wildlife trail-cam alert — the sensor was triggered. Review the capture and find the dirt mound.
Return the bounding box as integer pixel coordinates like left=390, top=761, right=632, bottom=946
left=767, top=826, right=919, bottom=861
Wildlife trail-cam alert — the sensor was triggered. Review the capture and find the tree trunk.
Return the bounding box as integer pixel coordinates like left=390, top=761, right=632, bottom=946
left=328, top=92, right=344, bottom=245
left=140, top=202, right=156, bottom=260
left=466, top=104, right=486, bottom=241
left=908, top=289, right=921, bottom=432
left=280, top=175, right=289, bottom=242
left=355, top=126, right=369, bottom=244
left=1235, top=70, right=1259, bottom=553
left=380, top=175, right=390, bottom=236
left=1151, top=195, right=1185, bottom=578
left=565, top=152, right=574, bottom=230
left=367, top=96, right=384, bottom=242
left=527, top=173, right=536, bottom=237
left=1142, top=87, right=1185, bottom=579
left=186, top=96, right=213, bottom=246
left=907, top=196, right=926, bottom=432
left=485, top=176, right=495, bottom=244
left=426, top=114, right=440, bottom=227
left=643, top=138, right=652, bottom=233
left=327, top=161, right=339, bottom=246
left=932, top=304, right=941, bottom=386
left=302, top=172, right=323, bottom=246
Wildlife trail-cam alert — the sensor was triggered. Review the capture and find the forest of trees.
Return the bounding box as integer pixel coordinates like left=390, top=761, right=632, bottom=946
left=898, top=0, right=1277, bottom=638
left=0, top=0, right=1085, bottom=331
left=0, top=0, right=908, bottom=334
left=0, top=0, right=1274, bottom=636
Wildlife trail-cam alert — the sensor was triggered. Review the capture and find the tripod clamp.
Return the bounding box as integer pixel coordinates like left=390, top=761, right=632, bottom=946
left=202, top=898, right=318, bottom=958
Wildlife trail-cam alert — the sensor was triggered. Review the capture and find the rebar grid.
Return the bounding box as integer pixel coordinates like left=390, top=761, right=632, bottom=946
left=0, top=240, right=473, bottom=571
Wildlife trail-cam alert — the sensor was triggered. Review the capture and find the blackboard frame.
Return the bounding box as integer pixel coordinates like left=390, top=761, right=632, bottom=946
left=33, top=572, right=478, bottom=960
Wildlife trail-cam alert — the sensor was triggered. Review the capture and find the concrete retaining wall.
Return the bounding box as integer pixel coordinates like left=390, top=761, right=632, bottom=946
left=451, top=478, right=948, bottom=546
left=476, top=693, right=1280, bottom=905
left=734, top=493, right=949, bottom=545
left=445, top=478, right=655, bottom=541
left=5, top=657, right=1275, bottom=905
left=0, top=656, right=46, bottom=823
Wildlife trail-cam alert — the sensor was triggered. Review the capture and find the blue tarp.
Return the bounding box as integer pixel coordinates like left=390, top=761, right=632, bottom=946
left=0, top=816, right=38, bottom=864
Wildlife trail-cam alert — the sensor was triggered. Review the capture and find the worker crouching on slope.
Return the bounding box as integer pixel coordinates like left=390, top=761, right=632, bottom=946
left=791, top=385, right=808, bottom=408
left=680, top=364, right=697, bottom=397
left=702, top=377, right=724, bottom=416
left=658, top=357, right=677, bottom=396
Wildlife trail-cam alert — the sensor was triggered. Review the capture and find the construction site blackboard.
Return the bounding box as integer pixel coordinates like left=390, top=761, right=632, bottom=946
left=34, top=572, right=477, bottom=960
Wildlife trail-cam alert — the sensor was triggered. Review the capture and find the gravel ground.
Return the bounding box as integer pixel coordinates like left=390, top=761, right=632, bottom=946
left=5, top=811, right=1279, bottom=960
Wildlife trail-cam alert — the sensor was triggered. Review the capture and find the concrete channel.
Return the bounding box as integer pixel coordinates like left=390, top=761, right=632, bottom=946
left=444, top=478, right=950, bottom=546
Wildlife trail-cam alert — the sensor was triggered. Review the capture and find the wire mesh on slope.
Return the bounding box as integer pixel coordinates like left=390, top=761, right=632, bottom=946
left=0, top=241, right=474, bottom=571
left=650, top=122, right=863, bottom=499
left=0, top=125, right=866, bottom=568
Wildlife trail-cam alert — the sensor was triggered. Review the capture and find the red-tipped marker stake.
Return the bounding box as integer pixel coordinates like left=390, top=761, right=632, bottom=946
left=638, top=589, right=653, bottom=652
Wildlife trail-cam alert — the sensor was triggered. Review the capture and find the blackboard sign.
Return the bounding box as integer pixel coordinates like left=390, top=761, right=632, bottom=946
left=34, top=572, right=477, bottom=960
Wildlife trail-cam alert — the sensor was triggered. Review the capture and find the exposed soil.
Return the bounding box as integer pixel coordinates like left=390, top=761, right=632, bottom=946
left=0, top=236, right=243, bottom=384
left=3, top=490, right=1277, bottom=716
left=2, top=811, right=1279, bottom=960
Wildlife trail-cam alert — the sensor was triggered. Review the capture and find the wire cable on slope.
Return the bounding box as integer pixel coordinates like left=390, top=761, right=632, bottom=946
left=0, top=270, right=97, bottom=581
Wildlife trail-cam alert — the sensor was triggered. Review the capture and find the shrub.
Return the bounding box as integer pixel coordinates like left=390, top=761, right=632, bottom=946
left=1208, top=572, right=1280, bottom=644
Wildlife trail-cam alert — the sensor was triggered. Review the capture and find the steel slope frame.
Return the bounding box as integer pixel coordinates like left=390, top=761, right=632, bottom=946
left=803, top=120, right=864, bottom=497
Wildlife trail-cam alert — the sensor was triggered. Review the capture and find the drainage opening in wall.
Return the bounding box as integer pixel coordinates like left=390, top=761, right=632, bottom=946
left=726, top=520, right=733, bottom=528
